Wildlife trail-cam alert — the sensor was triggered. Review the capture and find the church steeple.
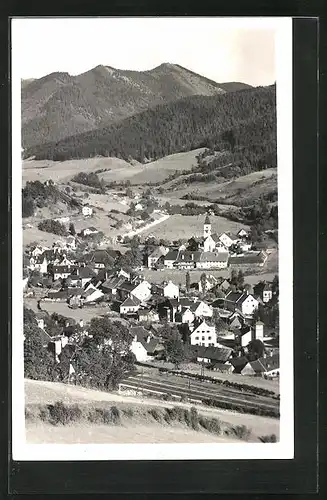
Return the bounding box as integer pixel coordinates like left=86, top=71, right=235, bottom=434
left=203, top=214, right=211, bottom=238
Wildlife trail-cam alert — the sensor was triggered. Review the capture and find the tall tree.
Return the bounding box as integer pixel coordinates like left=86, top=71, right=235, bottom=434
left=164, top=331, right=185, bottom=369
left=69, top=222, right=76, bottom=235
left=185, top=271, right=191, bottom=293
left=200, top=273, right=207, bottom=293
left=237, top=270, right=245, bottom=289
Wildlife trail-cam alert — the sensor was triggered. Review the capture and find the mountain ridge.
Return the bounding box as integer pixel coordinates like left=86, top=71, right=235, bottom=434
left=21, top=63, right=253, bottom=149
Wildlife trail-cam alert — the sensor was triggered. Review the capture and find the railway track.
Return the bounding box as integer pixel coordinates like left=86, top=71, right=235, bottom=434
left=120, top=375, right=279, bottom=414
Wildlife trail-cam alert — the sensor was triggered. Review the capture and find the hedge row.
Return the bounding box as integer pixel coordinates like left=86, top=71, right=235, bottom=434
left=201, top=397, right=279, bottom=418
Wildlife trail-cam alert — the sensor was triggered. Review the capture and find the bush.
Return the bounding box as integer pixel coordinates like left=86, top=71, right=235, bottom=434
left=38, top=219, right=68, bottom=236
left=199, top=417, right=221, bottom=435
left=48, top=401, right=82, bottom=425
left=232, top=425, right=251, bottom=440
left=190, top=407, right=199, bottom=431
left=259, top=433, right=277, bottom=443
left=149, top=408, right=162, bottom=422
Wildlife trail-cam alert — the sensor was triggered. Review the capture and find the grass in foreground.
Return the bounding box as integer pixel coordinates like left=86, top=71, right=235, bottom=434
left=25, top=400, right=270, bottom=442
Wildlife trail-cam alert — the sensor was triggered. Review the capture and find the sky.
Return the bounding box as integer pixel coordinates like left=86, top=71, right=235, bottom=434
left=12, top=17, right=276, bottom=87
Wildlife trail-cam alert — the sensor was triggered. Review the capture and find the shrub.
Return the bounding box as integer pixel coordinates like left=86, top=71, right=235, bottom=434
left=149, top=408, right=162, bottom=422
left=199, top=417, right=221, bottom=435
left=190, top=407, right=199, bottom=431
left=123, top=408, right=134, bottom=418
left=232, top=425, right=252, bottom=440
left=48, top=401, right=82, bottom=425
left=111, top=406, right=121, bottom=424
left=259, top=433, right=277, bottom=443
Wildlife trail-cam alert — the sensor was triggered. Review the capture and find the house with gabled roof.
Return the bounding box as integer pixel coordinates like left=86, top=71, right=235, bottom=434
left=174, top=250, right=201, bottom=269
left=190, top=319, right=216, bottom=347
left=164, top=249, right=180, bottom=269
left=120, top=295, right=142, bottom=316
left=152, top=280, right=179, bottom=299
left=224, top=291, right=259, bottom=318
left=229, top=251, right=268, bottom=267
left=69, top=266, right=95, bottom=288
left=198, top=274, right=218, bottom=293
left=196, top=251, right=229, bottom=270
left=147, top=246, right=169, bottom=269
left=191, top=345, right=232, bottom=366
left=241, top=352, right=280, bottom=378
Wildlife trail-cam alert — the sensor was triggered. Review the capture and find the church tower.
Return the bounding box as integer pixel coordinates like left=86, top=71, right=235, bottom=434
left=203, top=214, right=212, bottom=238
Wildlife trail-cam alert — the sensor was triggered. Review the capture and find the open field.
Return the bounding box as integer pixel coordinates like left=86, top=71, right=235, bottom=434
left=25, top=379, right=279, bottom=443
left=127, top=149, right=205, bottom=185
left=22, top=149, right=206, bottom=187
left=24, top=298, right=120, bottom=324
left=22, top=156, right=140, bottom=185
left=141, top=269, right=277, bottom=286
left=160, top=168, right=277, bottom=203
left=140, top=214, right=249, bottom=240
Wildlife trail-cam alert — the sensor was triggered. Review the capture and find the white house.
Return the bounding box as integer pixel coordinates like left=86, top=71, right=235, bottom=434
left=225, top=291, right=259, bottom=317
left=238, top=228, right=249, bottom=238
left=263, top=283, right=273, bottom=303
left=120, top=296, right=141, bottom=315
left=130, top=339, right=149, bottom=362
left=147, top=246, right=168, bottom=268
left=198, top=274, right=218, bottom=293
left=163, top=281, right=179, bottom=299
left=219, top=232, right=239, bottom=248
left=135, top=203, right=143, bottom=211
left=82, top=205, right=93, bottom=217
left=203, top=235, right=216, bottom=253
left=30, top=245, right=45, bottom=258
left=164, top=249, right=179, bottom=269
left=190, top=320, right=216, bottom=347
left=196, top=252, right=229, bottom=269
left=131, top=280, right=152, bottom=302
left=34, top=255, right=48, bottom=274
left=83, top=284, right=104, bottom=303
left=53, top=265, right=72, bottom=281
left=175, top=307, right=195, bottom=325
left=191, top=300, right=213, bottom=318
left=82, top=227, right=99, bottom=237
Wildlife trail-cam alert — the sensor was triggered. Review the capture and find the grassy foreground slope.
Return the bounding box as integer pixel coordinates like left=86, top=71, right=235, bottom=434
left=25, top=379, right=279, bottom=444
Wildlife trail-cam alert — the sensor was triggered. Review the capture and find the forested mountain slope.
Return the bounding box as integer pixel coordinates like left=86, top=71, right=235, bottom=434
left=24, top=85, right=276, bottom=179
left=22, top=63, right=251, bottom=149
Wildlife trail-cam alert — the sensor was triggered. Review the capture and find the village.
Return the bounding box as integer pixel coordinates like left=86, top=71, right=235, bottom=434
left=23, top=207, right=279, bottom=396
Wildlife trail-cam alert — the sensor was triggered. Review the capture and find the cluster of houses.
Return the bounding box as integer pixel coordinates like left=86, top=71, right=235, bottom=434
left=24, top=212, right=278, bottom=379
left=147, top=215, right=268, bottom=270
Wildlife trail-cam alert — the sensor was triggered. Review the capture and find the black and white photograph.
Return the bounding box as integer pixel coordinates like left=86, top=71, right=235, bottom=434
left=11, top=16, right=293, bottom=461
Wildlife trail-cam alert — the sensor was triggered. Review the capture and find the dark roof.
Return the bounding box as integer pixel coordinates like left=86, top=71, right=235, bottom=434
left=102, top=276, right=126, bottom=290
left=118, top=282, right=135, bottom=292
left=91, top=250, right=110, bottom=263
left=200, top=251, right=229, bottom=263
left=165, top=249, right=179, bottom=261
left=204, top=214, right=211, bottom=225
left=229, top=355, right=249, bottom=372
left=191, top=345, right=232, bottom=363
left=71, top=266, right=96, bottom=279
left=130, top=326, right=149, bottom=340
left=67, top=287, right=84, bottom=297
left=229, top=252, right=266, bottom=265
left=175, top=251, right=201, bottom=263
left=121, top=296, right=141, bottom=307
left=249, top=353, right=279, bottom=373
left=142, top=338, right=164, bottom=354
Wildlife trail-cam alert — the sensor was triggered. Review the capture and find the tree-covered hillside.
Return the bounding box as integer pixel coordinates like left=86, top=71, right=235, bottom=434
left=24, top=85, right=276, bottom=170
